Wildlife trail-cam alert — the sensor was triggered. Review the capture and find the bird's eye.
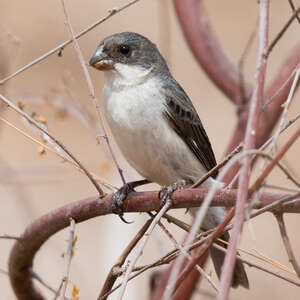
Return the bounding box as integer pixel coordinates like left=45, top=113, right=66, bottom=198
left=119, top=44, right=130, bottom=55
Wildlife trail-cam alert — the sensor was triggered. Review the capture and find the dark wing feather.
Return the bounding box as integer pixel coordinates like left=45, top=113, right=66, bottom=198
left=162, top=80, right=218, bottom=178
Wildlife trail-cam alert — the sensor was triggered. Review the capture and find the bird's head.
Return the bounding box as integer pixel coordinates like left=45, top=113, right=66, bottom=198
left=89, top=32, right=168, bottom=76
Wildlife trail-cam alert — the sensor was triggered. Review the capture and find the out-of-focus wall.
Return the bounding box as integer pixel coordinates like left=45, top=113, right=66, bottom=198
left=0, top=1, right=299, bottom=299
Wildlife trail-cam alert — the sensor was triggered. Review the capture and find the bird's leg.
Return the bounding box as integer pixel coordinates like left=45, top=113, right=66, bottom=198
left=158, top=179, right=190, bottom=207
left=112, top=179, right=151, bottom=222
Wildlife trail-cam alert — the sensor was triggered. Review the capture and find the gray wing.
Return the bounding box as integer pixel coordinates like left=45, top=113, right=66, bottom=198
left=162, top=80, right=218, bottom=178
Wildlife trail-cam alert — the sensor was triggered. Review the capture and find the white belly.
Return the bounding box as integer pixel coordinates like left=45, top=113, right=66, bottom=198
left=103, top=76, right=208, bottom=186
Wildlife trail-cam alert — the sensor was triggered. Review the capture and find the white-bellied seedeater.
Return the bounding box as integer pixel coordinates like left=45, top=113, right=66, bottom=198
left=89, top=32, right=249, bottom=288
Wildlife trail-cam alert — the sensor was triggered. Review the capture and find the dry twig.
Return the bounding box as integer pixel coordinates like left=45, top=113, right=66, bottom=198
left=218, top=3, right=269, bottom=299
left=60, top=0, right=125, bottom=184
left=60, top=218, right=76, bottom=299
left=98, top=219, right=152, bottom=300
left=0, top=93, right=104, bottom=196
left=0, top=0, right=142, bottom=85
left=274, top=213, right=300, bottom=279
left=117, top=200, right=172, bottom=300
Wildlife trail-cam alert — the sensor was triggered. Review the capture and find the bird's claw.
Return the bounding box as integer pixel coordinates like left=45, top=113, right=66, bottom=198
left=112, top=183, right=134, bottom=224
left=158, top=180, right=187, bottom=207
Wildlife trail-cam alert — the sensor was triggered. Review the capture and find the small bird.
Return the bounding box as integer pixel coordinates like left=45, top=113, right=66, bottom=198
left=89, top=32, right=249, bottom=288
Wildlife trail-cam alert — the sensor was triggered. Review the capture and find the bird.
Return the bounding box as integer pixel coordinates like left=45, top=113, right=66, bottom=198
left=89, top=32, right=249, bottom=288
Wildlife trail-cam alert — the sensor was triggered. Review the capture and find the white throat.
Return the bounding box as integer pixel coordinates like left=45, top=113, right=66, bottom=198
left=104, top=63, right=153, bottom=90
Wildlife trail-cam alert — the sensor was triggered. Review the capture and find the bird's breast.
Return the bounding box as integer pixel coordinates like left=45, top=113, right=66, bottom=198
left=102, top=76, right=207, bottom=185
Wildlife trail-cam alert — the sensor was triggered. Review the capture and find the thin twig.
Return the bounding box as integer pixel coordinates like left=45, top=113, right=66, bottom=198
left=30, top=269, right=56, bottom=294
left=213, top=243, right=300, bottom=287
left=264, top=5, right=300, bottom=58
left=274, top=213, right=300, bottom=279
left=263, top=183, right=300, bottom=193
left=237, top=19, right=258, bottom=108
left=268, top=67, right=300, bottom=153
left=98, top=219, right=152, bottom=300
left=0, top=0, right=142, bottom=85
left=261, top=63, right=300, bottom=112
left=0, top=93, right=104, bottom=196
left=251, top=192, right=300, bottom=218
left=60, top=0, right=125, bottom=184
left=191, top=143, right=243, bottom=188
left=0, top=268, right=8, bottom=275
left=0, top=116, right=116, bottom=190
left=249, top=127, right=300, bottom=194
left=101, top=194, right=300, bottom=299
left=54, top=280, right=64, bottom=300
left=288, top=0, right=300, bottom=23
left=60, top=218, right=76, bottom=299
left=154, top=214, right=219, bottom=292
left=217, top=238, right=296, bottom=275
left=255, top=152, right=300, bottom=188
left=0, top=235, right=20, bottom=241
left=117, top=200, right=172, bottom=300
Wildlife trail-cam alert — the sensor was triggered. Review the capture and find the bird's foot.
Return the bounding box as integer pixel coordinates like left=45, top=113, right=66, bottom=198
left=112, top=179, right=150, bottom=223
left=112, top=184, right=134, bottom=223
left=158, top=180, right=187, bottom=207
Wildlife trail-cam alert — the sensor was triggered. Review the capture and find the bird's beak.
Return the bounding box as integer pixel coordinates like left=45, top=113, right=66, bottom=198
left=89, top=44, right=114, bottom=71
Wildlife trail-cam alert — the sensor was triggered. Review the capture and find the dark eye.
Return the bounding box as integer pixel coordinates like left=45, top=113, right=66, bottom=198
left=119, top=44, right=130, bottom=55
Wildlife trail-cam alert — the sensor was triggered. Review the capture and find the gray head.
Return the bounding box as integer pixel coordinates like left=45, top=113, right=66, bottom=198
left=89, top=32, right=169, bottom=76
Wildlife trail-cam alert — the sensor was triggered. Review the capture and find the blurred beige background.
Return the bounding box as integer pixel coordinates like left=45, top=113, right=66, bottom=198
left=0, top=0, right=300, bottom=299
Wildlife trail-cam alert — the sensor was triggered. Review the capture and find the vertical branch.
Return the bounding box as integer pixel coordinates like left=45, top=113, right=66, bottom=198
left=218, top=1, right=269, bottom=299
left=60, top=0, right=126, bottom=184
left=267, top=68, right=300, bottom=152
left=60, top=218, right=76, bottom=299
left=274, top=213, right=300, bottom=279
left=173, top=0, right=252, bottom=104
left=117, top=200, right=172, bottom=300
left=98, top=219, right=152, bottom=300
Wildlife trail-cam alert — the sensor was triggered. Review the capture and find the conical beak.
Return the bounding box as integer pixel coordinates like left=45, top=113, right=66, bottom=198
left=89, top=44, right=114, bottom=70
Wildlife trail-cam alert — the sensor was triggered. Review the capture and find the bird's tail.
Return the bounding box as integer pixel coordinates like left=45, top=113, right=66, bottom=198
left=210, top=231, right=249, bottom=289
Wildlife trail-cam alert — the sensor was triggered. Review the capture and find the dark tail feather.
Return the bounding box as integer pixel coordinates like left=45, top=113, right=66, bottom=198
left=210, top=232, right=249, bottom=289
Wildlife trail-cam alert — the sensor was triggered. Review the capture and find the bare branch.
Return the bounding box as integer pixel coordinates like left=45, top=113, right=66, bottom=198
left=30, top=269, right=56, bottom=295
left=98, top=219, right=152, bottom=300
left=173, top=0, right=252, bottom=104
left=8, top=188, right=300, bottom=300
left=60, top=0, right=125, bottom=184
left=224, top=42, right=300, bottom=184
left=268, top=68, right=300, bottom=152
left=218, top=2, right=270, bottom=299
left=213, top=244, right=300, bottom=287
left=60, top=218, right=76, bottom=299
left=249, top=127, right=300, bottom=195
left=191, top=144, right=243, bottom=188
left=0, top=0, right=142, bottom=85
left=0, top=235, right=20, bottom=241
left=155, top=214, right=219, bottom=292
left=117, top=200, right=172, bottom=300
left=274, top=213, right=300, bottom=279
left=288, top=0, right=300, bottom=23
left=0, top=93, right=104, bottom=196
left=0, top=116, right=116, bottom=191
left=264, top=5, right=300, bottom=58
